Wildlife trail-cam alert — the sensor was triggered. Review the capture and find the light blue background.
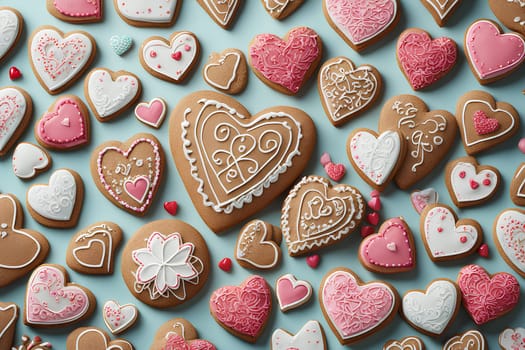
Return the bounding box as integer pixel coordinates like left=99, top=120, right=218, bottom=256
left=0, top=0, right=524, bottom=349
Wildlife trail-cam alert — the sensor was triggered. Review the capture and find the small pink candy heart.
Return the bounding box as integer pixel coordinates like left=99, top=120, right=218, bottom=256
left=368, top=197, right=381, bottom=211
left=306, top=254, right=320, bottom=269
left=171, top=51, right=182, bottom=61
left=367, top=212, right=379, bottom=226
left=135, top=98, right=167, bottom=129
left=518, top=138, right=525, bottom=154
left=324, top=163, right=346, bottom=182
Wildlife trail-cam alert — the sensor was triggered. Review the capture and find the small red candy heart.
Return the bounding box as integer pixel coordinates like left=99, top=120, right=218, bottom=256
left=171, top=51, right=182, bottom=60
left=9, top=66, right=21, bottom=80
left=478, top=243, right=489, bottom=258
left=306, top=254, right=320, bottom=269
left=163, top=201, right=178, bottom=215
left=360, top=225, right=375, bottom=238
left=367, top=197, right=381, bottom=211
left=367, top=212, right=379, bottom=226
left=218, top=257, right=232, bottom=271
left=470, top=180, right=479, bottom=190
left=324, top=162, right=346, bottom=182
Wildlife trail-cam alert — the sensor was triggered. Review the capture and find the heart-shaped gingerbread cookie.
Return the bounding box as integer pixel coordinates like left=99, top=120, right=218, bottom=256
left=0, top=87, right=33, bottom=157
left=91, top=133, right=165, bottom=216
left=420, top=0, right=461, bottom=26
left=397, top=28, right=457, bottom=90
left=499, top=327, right=525, bottom=350
left=511, top=163, right=525, bottom=206
left=46, top=0, right=102, bottom=23
left=359, top=217, right=416, bottom=273
left=210, top=275, right=271, bottom=343
left=235, top=219, right=282, bottom=270
left=260, top=0, right=304, bottom=20
left=494, top=209, right=525, bottom=278
left=383, top=336, right=425, bottom=350
left=410, top=188, right=439, bottom=214
left=29, top=26, right=96, bottom=95
left=0, top=194, right=49, bottom=287
left=0, top=7, right=22, bottom=63
left=0, top=302, right=18, bottom=350
left=282, top=175, right=364, bottom=257
left=140, top=31, right=200, bottom=84
left=457, top=264, right=520, bottom=325
left=320, top=268, right=399, bottom=345
left=150, top=318, right=216, bottom=350
left=114, top=0, right=181, bottom=27
left=248, top=26, right=322, bottom=95
left=318, top=57, right=383, bottom=126
left=456, top=90, right=519, bottom=155
left=444, top=330, right=486, bottom=349
left=445, top=156, right=500, bottom=207
left=24, top=264, right=96, bottom=327
left=170, top=91, right=315, bottom=233
left=323, top=0, right=399, bottom=51
left=203, top=48, right=247, bottom=94
left=379, top=95, right=457, bottom=189
left=489, top=0, right=525, bottom=36
left=197, top=0, right=241, bottom=28
left=66, top=327, right=133, bottom=350
left=420, top=204, right=482, bottom=261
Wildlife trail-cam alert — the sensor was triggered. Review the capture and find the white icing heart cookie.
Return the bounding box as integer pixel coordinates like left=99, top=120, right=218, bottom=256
left=140, top=31, right=200, bottom=84
left=445, top=156, right=500, bottom=208
left=494, top=209, right=525, bottom=278
left=0, top=7, right=22, bottom=63
left=102, top=300, right=138, bottom=335
left=0, top=87, right=32, bottom=157
left=271, top=320, right=326, bottom=350
left=499, top=327, right=525, bottom=350
left=114, top=0, right=180, bottom=27
left=26, top=168, right=84, bottom=228
left=12, top=142, right=51, bottom=179
left=29, top=26, right=96, bottom=95
left=85, top=68, right=142, bottom=122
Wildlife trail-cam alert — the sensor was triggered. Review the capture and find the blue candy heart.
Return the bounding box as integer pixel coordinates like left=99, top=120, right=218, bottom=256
left=109, top=35, right=133, bottom=56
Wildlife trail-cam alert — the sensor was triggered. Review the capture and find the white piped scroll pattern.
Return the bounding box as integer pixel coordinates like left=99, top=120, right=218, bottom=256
left=391, top=100, right=447, bottom=173
left=182, top=98, right=303, bottom=214
left=0, top=9, right=19, bottom=60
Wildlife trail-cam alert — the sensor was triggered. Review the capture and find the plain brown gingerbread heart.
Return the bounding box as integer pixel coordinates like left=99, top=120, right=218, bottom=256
left=170, top=91, right=316, bottom=233
left=203, top=49, right=247, bottom=94
left=378, top=95, right=457, bottom=189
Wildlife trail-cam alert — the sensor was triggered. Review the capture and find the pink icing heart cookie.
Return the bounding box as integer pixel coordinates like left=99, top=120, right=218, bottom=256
left=457, top=264, right=520, bottom=325
left=445, top=156, right=500, bottom=208
left=140, top=31, right=200, bottom=84
left=358, top=217, right=416, bottom=274
left=150, top=318, right=216, bottom=350
left=46, top=0, right=102, bottom=23
left=0, top=87, right=33, bottom=157
left=275, top=274, right=312, bottom=312
left=320, top=268, right=399, bottom=345
left=420, top=203, right=482, bottom=262
left=464, top=19, right=525, bottom=84
left=29, top=26, right=96, bottom=95
left=134, top=97, right=167, bottom=129
left=323, top=0, right=400, bottom=52
left=396, top=28, right=457, bottom=90
left=90, top=133, right=165, bottom=216
left=209, top=275, right=271, bottom=343
left=248, top=26, right=322, bottom=95
left=494, top=208, right=525, bottom=278
left=35, top=95, right=90, bottom=151
left=24, top=264, right=96, bottom=327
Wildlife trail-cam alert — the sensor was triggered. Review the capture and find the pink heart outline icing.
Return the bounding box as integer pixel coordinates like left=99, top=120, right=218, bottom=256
left=52, top=0, right=101, bottom=18
left=275, top=274, right=312, bottom=311
left=324, top=0, right=397, bottom=45
left=209, top=275, right=271, bottom=338
left=26, top=265, right=90, bottom=325
left=457, top=264, right=520, bottom=325
left=123, top=176, right=150, bottom=204
left=134, top=98, right=166, bottom=128
left=320, top=269, right=396, bottom=340
left=465, top=20, right=525, bottom=80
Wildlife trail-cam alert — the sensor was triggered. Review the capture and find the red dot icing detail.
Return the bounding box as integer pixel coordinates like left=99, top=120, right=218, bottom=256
left=470, top=180, right=479, bottom=190
left=459, top=171, right=466, bottom=179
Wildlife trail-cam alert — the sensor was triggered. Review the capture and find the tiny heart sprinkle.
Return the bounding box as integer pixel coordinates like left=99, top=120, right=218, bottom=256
left=163, top=201, right=178, bottom=215
left=519, top=138, right=525, bottom=154
left=218, top=257, right=232, bottom=271
left=9, top=66, right=21, bottom=80
left=368, top=197, right=381, bottom=211
left=172, top=51, right=182, bottom=60
left=306, top=254, right=320, bottom=268
left=478, top=243, right=489, bottom=258
left=360, top=225, right=375, bottom=238
left=109, top=34, right=133, bottom=56
left=367, top=212, right=380, bottom=226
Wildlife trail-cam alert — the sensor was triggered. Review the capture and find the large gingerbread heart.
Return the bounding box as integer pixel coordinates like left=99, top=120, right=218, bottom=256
left=378, top=95, right=457, bottom=189
left=197, top=0, right=241, bottom=28
left=248, top=26, right=322, bottom=95
left=47, top=0, right=102, bottom=22
left=359, top=217, right=415, bottom=273
left=464, top=19, right=525, bottom=84
left=0, top=194, right=49, bottom=288
left=91, top=133, right=165, bottom=216
left=318, top=57, right=382, bottom=126
left=0, top=7, right=22, bottom=63
left=0, top=87, right=32, bottom=157
left=282, top=175, right=364, bottom=257
left=456, top=90, right=519, bottom=155
left=66, top=327, right=133, bottom=350
left=511, top=163, right=525, bottom=206
left=150, top=318, right=216, bottom=350
left=170, top=91, right=316, bottom=233
left=420, top=204, right=482, bottom=261
left=235, top=219, right=282, bottom=270
left=457, top=264, right=520, bottom=325
left=494, top=209, right=525, bottom=278
left=323, top=0, right=399, bottom=51
left=320, top=268, right=399, bottom=345
left=396, top=28, right=457, bottom=90
left=209, top=275, right=271, bottom=343
left=29, top=26, right=95, bottom=94
left=24, top=264, right=95, bottom=327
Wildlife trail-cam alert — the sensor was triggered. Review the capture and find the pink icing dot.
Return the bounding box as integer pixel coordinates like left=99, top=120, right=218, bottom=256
left=460, top=236, right=467, bottom=243
left=483, top=178, right=491, bottom=186
left=437, top=227, right=443, bottom=233
left=149, top=51, right=157, bottom=58
left=459, top=171, right=466, bottom=179
left=171, top=51, right=182, bottom=60
left=470, top=180, right=480, bottom=190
